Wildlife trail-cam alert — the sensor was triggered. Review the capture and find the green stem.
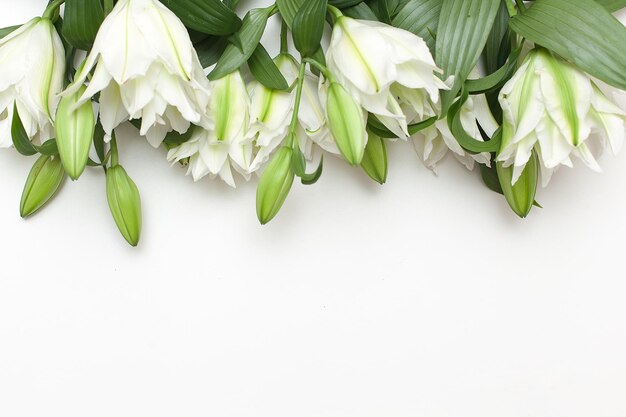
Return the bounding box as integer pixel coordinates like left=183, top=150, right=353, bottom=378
left=103, top=0, right=114, bottom=14
left=515, top=0, right=526, bottom=11
left=304, top=58, right=332, bottom=81
left=503, top=0, right=517, bottom=16
left=42, top=0, right=65, bottom=19
left=287, top=63, right=307, bottom=147
left=280, top=20, right=289, bottom=55
left=327, top=4, right=343, bottom=22
left=110, top=135, right=119, bottom=167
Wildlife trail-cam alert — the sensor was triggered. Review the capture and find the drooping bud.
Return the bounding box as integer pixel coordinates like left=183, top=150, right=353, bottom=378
left=55, top=85, right=96, bottom=180
left=20, top=154, right=66, bottom=218
left=325, top=82, right=367, bottom=165
left=360, top=133, right=387, bottom=184
left=497, top=151, right=539, bottom=218
left=106, top=165, right=142, bottom=246
left=256, top=146, right=295, bottom=224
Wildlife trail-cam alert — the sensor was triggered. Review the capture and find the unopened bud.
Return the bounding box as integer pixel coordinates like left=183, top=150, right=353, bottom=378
left=326, top=82, right=367, bottom=165
left=106, top=165, right=142, bottom=246
left=20, top=154, right=66, bottom=218
left=256, top=146, right=295, bottom=225
left=497, top=152, right=539, bottom=218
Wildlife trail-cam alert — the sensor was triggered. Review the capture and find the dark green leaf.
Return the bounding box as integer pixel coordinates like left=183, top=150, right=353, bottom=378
left=0, top=25, right=19, bottom=39
left=62, top=0, right=104, bottom=50
left=447, top=90, right=501, bottom=154
left=329, top=0, right=364, bottom=8
left=300, top=156, right=324, bottom=185
left=161, top=0, right=242, bottom=36
left=163, top=126, right=196, bottom=147
left=466, top=47, right=521, bottom=95
left=93, top=122, right=106, bottom=163
left=277, top=0, right=307, bottom=28
left=248, top=44, right=289, bottom=90
left=343, top=2, right=379, bottom=20
left=194, top=36, right=228, bottom=68
left=479, top=162, right=503, bottom=195
left=209, top=7, right=274, bottom=80
left=367, top=114, right=436, bottom=138
left=436, top=0, right=500, bottom=112
left=292, top=0, right=328, bottom=57
left=38, top=139, right=59, bottom=156
left=509, top=0, right=626, bottom=90
left=483, top=0, right=511, bottom=75
left=392, top=0, right=442, bottom=52
left=11, top=104, right=38, bottom=156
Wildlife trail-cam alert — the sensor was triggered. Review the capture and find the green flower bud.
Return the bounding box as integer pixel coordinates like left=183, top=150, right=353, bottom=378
left=256, top=146, right=295, bottom=225
left=497, top=152, right=539, bottom=218
left=20, top=154, right=66, bottom=218
left=55, top=85, right=96, bottom=180
left=360, top=133, right=387, bottom=184
left=106, top=165, right=142, bottom=246
left=326, top=82, right=367, bottom=165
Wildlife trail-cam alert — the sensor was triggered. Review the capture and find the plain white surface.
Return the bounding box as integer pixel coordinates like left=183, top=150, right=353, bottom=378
left=1, top=2, right=626, bottom=416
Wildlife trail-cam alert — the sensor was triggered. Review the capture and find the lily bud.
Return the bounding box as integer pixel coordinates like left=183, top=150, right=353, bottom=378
left=20, top=154, right=66, bottom=218
left=55, top=85, right=96, bottom=180
left=256, top=146, right=295, bottom=224
left=106, top=165, right=142, bottom=246
left=497, top=151, right=539, bottom=218
left=498, top=48, right=626, bottom=186
left=0, top=17, right=65, bottom=148
left=360, top=133, right=387, bottom=184
left=325, top=81, right=367, bottom=165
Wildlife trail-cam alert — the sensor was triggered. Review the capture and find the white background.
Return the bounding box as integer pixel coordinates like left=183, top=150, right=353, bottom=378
left=1, top=1, right=626, bottom=416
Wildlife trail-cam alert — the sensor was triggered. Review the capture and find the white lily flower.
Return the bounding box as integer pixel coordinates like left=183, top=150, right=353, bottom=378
left=0, top=17, right=64, bottom=148
left=412, top=70, right=498, bottom=172
left=167, top=71, right=251, bottom=187
left=247, top=55, right=296, bottom=172
left=64, top=0, right=211, bottom=147
left=326, top=16, right=448, bottom=139
left=498, top=48, right=626, bottom=186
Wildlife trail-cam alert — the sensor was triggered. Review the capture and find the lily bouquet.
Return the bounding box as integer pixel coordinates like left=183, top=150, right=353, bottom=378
left=1, top=0, right=625, bottom=245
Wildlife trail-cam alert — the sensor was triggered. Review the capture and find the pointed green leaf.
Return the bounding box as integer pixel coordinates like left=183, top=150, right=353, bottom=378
left=248, top=44, right=289, bottom=90
left=392, top=0, right=442, bottom=52
left=11, top=104, right=38, bottom=156
left=161, top=0, right=242, bottom=36
left=0, top=25, right=19, bottom=39
left=62, top=0, right=104, bottom=50
left=209, top=7, right=274, bottom=80
left=509, top=0, right=626, bottom=90
left=277, top=0, right=307, bottom=28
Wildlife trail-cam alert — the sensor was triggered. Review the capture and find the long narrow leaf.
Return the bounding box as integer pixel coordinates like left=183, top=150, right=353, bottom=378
left=161, top=0, right=241, bottom=36
left=62, top=0, right=104, bottom=50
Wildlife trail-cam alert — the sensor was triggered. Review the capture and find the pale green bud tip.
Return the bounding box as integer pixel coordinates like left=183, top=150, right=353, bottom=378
left=496, top=153, right=539, bottom=219
left=256, top=147, right=295, bottom=225
left=326, top=82, right=366, bottom=166
left=20, top=154, right=66, bottom=218
left=106, top=166, right=142, bottom=247
left=360, top=134, right=387, bottom=185
left=55, top=85, right=96, bottom=181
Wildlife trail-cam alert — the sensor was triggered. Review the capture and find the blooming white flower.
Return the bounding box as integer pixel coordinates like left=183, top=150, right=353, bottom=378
left=0, top=17, right=64, bottom=148
left=167, top=71, right=251, bottom=187
left=498, top=49, right=626, bottom=186
left=412, top=70, right=498, bottom=171
left=64, top=0, right=211, bottom=147
left=326, top=16, right=448, bottom=139
left=247, top=55, right=296, bottom=172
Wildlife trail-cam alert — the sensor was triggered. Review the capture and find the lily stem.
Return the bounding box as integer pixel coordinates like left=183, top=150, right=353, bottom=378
left=288, top=62, right=307, bottom=148
left=304, top=58, right=332, bottom=81
left=42, top=0, right=65, bottom=19
left=280, top=20, right=289, bottom=55
left=515, top=0, right=526, bottom=11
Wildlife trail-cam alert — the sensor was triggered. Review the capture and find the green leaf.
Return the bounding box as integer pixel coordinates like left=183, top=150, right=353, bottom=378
left=435, top=0, right=500, bottom=112
left=392, top=0, right=442, bottom=52
left=447, top=90, right=501, bottom=154
left=329, top=0, right=364, bottom=8
left=161, top=0, right=242, bottom=36
left=595, top=0, right=626, bottom=12
left=343, top=2, right=379, bottom=20
left=248, top=44, right=289, bottom=90
left=292, top=0, right=328, bottom=57
left=209, top=7, right=274, bottom=80
left=0, top=25, right=19, bottom=39
left=277, top=0, right=307, bottom=28
left=483, top=0, right=511, bottom=75
left=20, top=155, right=66, bottom=218
left=38, top=139, right=59, bottom=156
left=194, top=36, right=228, bottom=68
left=62, top=0, right=104, bottom=50
left=509, top=0, right=626, bottom=90
left=163, top=126, right=196, bottom=147
left=361, top=133, right=388, bottom=184
left=11, top=104, right=38, bottom=156
left=93, top=122, right=106, bottom=163
left=367, top=114, right=436, bottom=138
left=291, top=143, right=324, bottom=184
left=466, top=47, right=521, bottom=95
left=300, top=157, right=324, bottom=185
